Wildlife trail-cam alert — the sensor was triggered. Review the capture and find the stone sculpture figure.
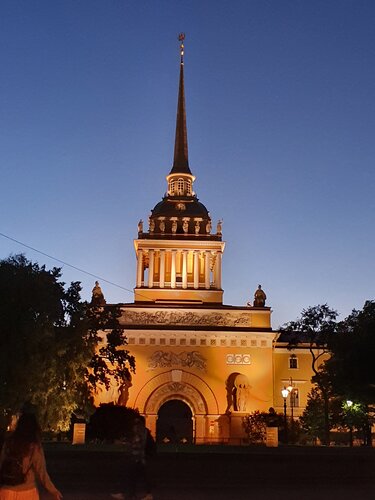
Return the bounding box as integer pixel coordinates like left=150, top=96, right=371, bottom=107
left=183, top=219, right=189, bottom=234
left=195, top=221, right=200, bottom=235
left=91, top=281, right=106, bottom=306
left=117, top=376, right=132, bottom=406
left=137, top=219, right=143, bottom=234
left=233, top=374, right=250, bottom=412
left=253, top=284, right=266, bottom=307
left=216, top=219, right=223, bottom=235
left=171, top=220, right=177, bottom=234
left=149, top=219, right=155, bottom=233
left=206, top=220, right=212, bottom=234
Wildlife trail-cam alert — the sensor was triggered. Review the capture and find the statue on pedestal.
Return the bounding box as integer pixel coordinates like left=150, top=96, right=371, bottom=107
left=91, top=281, right=106, bottom=307
left=253, top=284, right=266, bottom=307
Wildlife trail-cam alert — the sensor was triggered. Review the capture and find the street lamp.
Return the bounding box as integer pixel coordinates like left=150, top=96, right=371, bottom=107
left=281, top=387, right=289, bottom=444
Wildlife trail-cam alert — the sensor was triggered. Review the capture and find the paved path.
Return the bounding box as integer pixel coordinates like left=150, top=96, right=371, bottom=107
left=42, top=445, right=375, bottom=500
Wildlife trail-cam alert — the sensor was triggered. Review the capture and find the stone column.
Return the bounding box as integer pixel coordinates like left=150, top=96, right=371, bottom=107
left=194, top=251, right=200, bottom=289
left=182, top=250, right=188, bottom=289
left=148, top=250, right=154, bottom=288
left=159, top=250, right=165, bottom=288
left=205, top=251, right=211, bottom=289
left=215, top=251, right=222, bottom=289
left=136, top=249, right=143, bottom=288
left=171, top=250, right=177, bottom=289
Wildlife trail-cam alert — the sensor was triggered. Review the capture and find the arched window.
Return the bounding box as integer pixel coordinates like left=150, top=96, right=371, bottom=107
left=186, top=180, right=192, bottom=195
left=169, top=179, right=176, bottom=195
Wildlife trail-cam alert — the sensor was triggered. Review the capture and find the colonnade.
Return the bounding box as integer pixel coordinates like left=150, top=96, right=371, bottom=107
left=136, top=248, right=222, bottom=290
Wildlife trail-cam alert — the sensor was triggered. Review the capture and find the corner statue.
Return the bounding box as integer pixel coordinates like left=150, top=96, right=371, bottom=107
left=253, top=284, right=266, bottom=307
left=91, top=281, right=106, bottom=307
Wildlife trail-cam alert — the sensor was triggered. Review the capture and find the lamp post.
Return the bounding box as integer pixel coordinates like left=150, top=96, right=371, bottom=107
left=281, top=387, right=289, bottom=444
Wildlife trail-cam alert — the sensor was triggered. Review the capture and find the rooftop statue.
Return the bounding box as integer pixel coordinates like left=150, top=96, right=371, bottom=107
left=91, top=281, right=106, bottom=307
left=253, top=284, right=266, bottom=307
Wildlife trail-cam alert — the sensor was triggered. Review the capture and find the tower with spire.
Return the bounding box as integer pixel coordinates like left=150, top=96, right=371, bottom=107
left=134, top=34, right=225, bottom=304
left=94, top=36, right=320, bottom=446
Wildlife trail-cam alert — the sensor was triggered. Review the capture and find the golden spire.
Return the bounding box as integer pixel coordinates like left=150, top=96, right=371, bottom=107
left=170, top=32, right=191, bottom=175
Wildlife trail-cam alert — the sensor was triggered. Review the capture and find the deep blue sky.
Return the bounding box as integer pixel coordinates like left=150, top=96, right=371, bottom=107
left=1, top=0, right=374, bottom=327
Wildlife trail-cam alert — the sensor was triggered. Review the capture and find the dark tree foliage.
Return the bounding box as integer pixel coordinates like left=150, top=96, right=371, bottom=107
left=0, top=254, right=135, bottom=432
left=326, top=301, right=375, bottom=404
left=323, top=301, right=375, bottom=445
left=88, top=403, right=140, bottom=442
left=299, top=387, right=342, bottom=444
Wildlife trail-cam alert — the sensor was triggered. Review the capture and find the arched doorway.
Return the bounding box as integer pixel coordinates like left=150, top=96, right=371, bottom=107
left=156, top=400, right=193, bottom=444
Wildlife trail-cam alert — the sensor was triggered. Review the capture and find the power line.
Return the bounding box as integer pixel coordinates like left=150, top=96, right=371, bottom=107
left=0, top=231, right=138, bottom=297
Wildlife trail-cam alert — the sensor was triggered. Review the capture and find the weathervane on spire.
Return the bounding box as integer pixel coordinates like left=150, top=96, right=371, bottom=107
left=178, top=32, right=185, bottom=64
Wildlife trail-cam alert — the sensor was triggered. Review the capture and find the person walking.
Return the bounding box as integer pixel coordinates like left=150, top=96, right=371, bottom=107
left=111, top=416, right=154, bottom=500
left=0, top=412, right=62, bottom=500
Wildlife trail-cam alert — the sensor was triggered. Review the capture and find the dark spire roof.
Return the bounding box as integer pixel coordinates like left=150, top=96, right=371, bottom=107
left=169, top=34, right=192, bottom=175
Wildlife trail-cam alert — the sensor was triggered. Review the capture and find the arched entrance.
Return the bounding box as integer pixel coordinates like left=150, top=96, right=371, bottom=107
left=156, top=400, right=193, bottom=444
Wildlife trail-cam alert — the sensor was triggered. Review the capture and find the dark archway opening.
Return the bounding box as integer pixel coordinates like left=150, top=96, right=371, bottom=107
left=156, top=400, right=193, bottom=444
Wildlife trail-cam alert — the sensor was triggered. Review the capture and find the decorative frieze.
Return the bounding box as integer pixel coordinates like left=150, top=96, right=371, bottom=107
left=122, top=310, right=251, bottom=327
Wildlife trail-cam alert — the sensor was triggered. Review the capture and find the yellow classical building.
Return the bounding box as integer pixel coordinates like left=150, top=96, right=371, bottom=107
left=96, top=37, right=321, bottom=444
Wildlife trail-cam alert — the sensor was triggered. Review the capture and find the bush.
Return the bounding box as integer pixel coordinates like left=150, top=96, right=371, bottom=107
left=88, top=403, right=139, bottom=442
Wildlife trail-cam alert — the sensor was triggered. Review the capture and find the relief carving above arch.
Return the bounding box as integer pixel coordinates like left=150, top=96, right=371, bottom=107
left=146, top=382, right=206, bottom=414
left=134, top=370, right=219, bottom=415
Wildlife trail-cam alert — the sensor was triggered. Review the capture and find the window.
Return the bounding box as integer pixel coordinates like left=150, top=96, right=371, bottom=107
left=289, top=355, right=298, bottom=369
left=251, top=340, right=257, bottom=346
left=240, top=339, right=247, bottom=347
left=291, top=388, right=299, bottom=407
left=210, top=338, right=216, bottom=346
left=190, top=338, right=197, bottom=345
left=180, top=338, right=186, bottom=346
left=177, top=178, right=184, bottom=195
left=220, top=338, right=226, bottom=346
left=150, top=338, right=156, bottom=345
left=230, top=338, right=237, bottom=347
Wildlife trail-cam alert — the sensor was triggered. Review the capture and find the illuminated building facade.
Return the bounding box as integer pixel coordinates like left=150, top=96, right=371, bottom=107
left=96, top=37, right=322, bottom=443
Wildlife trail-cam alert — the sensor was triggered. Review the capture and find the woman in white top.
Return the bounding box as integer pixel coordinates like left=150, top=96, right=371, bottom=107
left=0, top=412, right=62, bottom=500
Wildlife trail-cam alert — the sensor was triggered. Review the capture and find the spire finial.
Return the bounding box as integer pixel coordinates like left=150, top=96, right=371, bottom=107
left=178, top=33, right=185, bottom=65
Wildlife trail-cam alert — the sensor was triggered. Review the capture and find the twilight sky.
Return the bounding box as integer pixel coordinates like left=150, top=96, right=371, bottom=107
left=1, top=0, right=374, bottom=328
